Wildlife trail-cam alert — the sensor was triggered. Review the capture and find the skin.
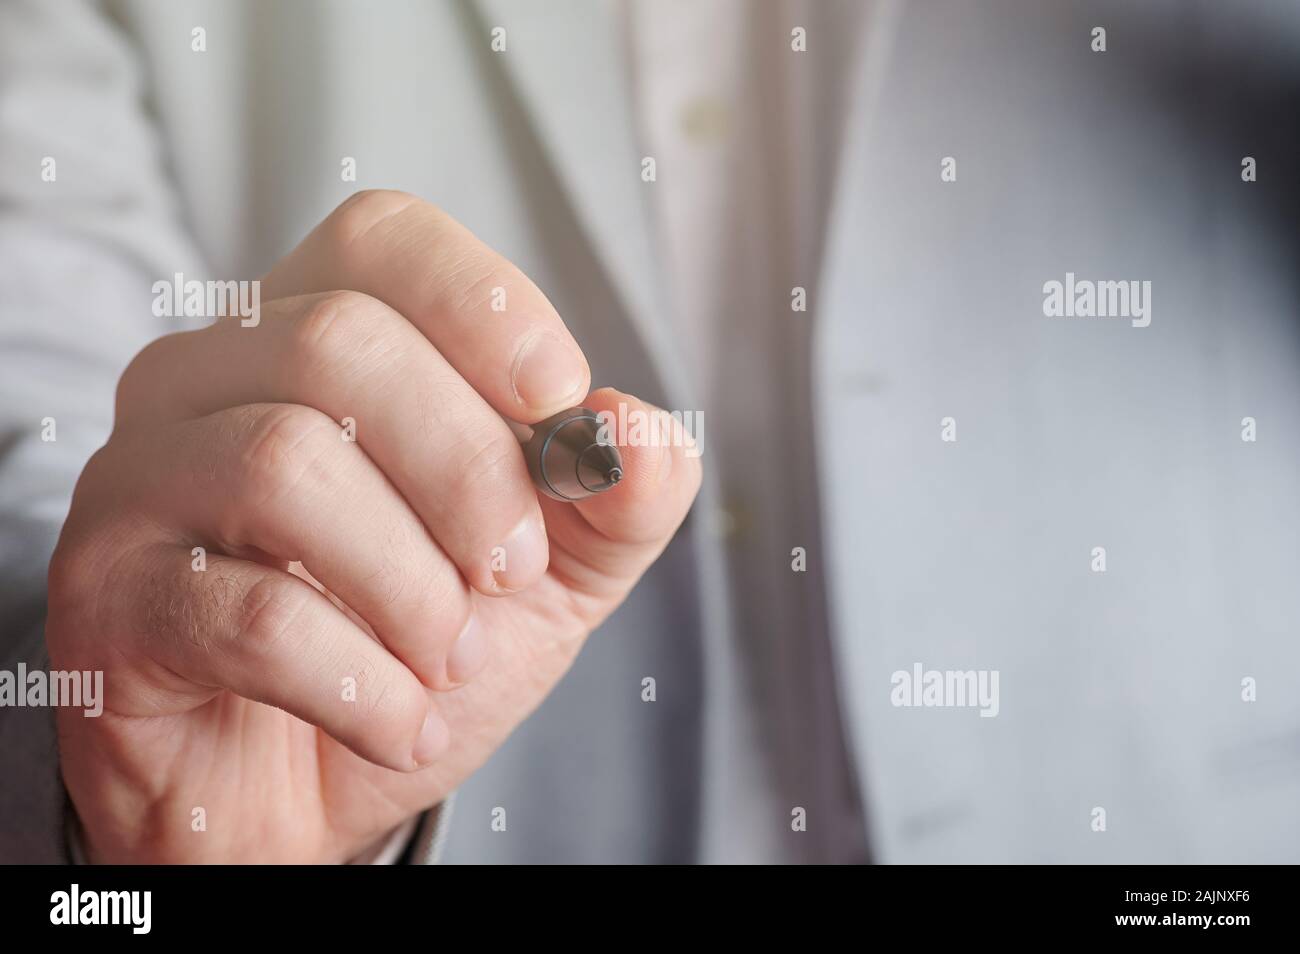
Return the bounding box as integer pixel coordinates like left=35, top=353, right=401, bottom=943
left=45, top=191, right=701, bottom=863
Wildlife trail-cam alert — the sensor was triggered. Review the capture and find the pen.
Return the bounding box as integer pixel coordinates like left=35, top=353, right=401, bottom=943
left=520, top=406, right=623, bottom=502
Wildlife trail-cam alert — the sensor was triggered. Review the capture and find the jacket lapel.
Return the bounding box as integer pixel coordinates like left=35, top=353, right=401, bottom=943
left=468, top=0, right=689, bottom=404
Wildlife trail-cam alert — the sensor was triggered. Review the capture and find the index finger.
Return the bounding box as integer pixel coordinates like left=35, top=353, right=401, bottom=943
left=261, top=190, right=591, bottom=424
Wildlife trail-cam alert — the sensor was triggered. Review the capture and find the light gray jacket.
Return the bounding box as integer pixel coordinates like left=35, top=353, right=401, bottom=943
left=2, top=0, right=1298, bottom=863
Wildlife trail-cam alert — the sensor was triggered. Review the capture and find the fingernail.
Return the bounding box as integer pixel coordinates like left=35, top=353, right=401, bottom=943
left=512, top=331, right=586, bottom=412
left=445, top=614, right=487, bottom=685
left=493, top=514, right=549, bottom=592
left=412, top=704, right=449, bottom=767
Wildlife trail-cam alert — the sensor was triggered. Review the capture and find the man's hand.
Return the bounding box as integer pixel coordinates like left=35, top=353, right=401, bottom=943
left=45, top=191, right=701, bottom=863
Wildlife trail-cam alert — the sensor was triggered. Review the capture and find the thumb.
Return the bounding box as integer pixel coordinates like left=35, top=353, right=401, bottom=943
left=538, top=387, right=703, bottom=602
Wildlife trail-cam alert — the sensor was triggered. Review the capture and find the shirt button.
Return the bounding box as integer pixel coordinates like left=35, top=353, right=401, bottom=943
left=679, top=95, right=730, bottom=145
left=710, top=498, right=751, bottom=540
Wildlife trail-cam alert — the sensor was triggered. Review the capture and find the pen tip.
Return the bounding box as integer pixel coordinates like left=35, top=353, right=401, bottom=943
left=575, top=441, right=624, bottom=495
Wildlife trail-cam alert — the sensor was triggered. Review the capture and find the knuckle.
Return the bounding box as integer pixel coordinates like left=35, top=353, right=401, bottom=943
left=375, top=540, right=428, bottom=611
left=230, top=574, right=311, bottom=665
left=46, top=538, right=95, bottom=623
left=161, top=563, right=224, bottom=656
left=441, top=253, right=520, bottom=318
left=328, top=189, right=423, bottom=255
left=115, top=334, right=178, bottom=419
left=404, top=570, right=465, bottom=644
left=367, top=518, right=464, bottom=627
left=413, top=373, right=479, bottom=443
left=72, top=443, right=116, bottom=501
left=46, top=451, right=124, bottom=628
left=352, top=660, right=425, bottom=743
left=228, top=404, right=339, bottom=509
left=287, top=291, right=392, bottom=388
left=447, top=433, right=523, bottom=507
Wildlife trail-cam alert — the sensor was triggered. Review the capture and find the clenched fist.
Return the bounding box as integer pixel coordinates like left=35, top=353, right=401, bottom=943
left=45, top=191, right=701, bottom=863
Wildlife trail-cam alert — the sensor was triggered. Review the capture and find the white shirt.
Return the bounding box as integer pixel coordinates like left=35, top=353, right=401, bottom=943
left=624, top=0, right=871, bottom=861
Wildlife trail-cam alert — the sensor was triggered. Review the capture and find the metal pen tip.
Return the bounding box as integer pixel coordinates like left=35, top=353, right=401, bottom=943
left=522, top=407, right=625, bottom=501
left=576, top=441, right=624, bottom=494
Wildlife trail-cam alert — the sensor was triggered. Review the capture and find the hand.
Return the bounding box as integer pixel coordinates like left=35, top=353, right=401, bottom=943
left=46, top=191, right=701, bottom=863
